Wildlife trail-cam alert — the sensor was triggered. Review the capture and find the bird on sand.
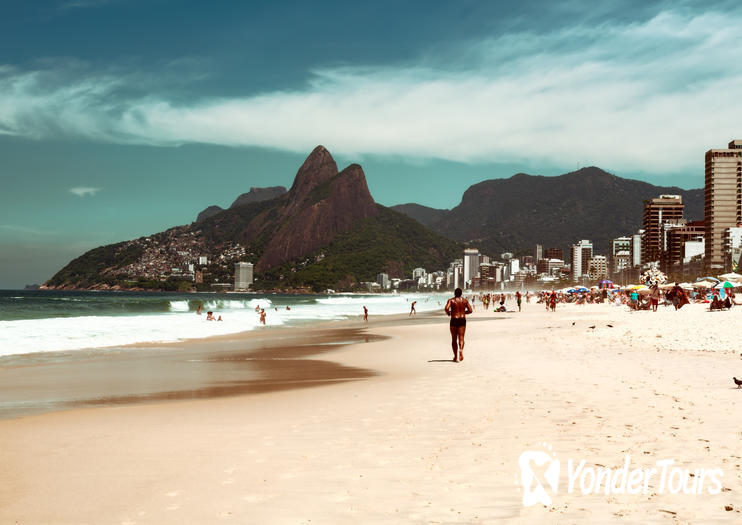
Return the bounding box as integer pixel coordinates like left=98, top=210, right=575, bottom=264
left=606, top=324, right=613, bottom=328
left=733, top=377, right=742, bottom=389
left=572, top=321, right=575, bottom=326
left=588, top=325, right=596, bottom=329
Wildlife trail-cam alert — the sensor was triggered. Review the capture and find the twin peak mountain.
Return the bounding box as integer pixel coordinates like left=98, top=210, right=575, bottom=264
left=198, top=145, right=379, bottom=272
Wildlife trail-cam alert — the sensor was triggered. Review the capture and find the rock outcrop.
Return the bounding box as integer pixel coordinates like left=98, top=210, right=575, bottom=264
left=255, top=148, right=378, bottom=271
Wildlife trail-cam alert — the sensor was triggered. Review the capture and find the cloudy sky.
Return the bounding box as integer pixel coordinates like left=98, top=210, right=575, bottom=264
left=1, top=0, right=741, bottom=288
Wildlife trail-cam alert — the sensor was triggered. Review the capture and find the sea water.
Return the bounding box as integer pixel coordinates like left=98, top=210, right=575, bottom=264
left=0, top=290, right=445, bottom=356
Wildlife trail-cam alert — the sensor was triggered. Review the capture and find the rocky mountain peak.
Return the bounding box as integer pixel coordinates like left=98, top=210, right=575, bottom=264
left=288, top=145, right=338, bottom=202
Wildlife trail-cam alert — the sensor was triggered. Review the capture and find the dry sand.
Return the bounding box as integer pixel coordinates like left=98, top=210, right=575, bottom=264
left=1, top=300, right=741, bottom=523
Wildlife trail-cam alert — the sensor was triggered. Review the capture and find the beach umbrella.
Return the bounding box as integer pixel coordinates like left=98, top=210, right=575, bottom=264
left=719, top=272, right=742, bottom=281
left=567, top=288, right=577, bottom=293
left=679, top=283, right=694, bottom=290
left=713, top=281, right=736, bottom=289
left=575, top=287, right=589, bottom=292
left=697, top=276, right=720, bottom=283
left=693, top=280, right=715, bottom=288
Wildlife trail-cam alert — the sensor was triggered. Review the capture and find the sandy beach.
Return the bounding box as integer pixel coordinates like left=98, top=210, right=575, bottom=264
left=1, top=301, right=741, bottom=523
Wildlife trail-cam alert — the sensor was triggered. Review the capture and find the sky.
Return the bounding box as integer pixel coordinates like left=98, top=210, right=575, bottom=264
left=2, top=0, right=742, bottom=288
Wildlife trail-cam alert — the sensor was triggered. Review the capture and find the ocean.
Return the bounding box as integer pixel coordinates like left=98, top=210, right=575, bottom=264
left=0, top=290, right=445, bottom=357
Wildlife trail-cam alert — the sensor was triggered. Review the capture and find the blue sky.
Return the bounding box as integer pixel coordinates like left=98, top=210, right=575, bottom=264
left=1, top=0, right=741, bottom=288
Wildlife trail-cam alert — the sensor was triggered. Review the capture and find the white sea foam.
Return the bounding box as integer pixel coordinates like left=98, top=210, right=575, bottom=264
left=0, top=293, right=444, bottom=356
left=169, top=300, right=190, bottom=311
left=0, top=309, right=279, bottom=356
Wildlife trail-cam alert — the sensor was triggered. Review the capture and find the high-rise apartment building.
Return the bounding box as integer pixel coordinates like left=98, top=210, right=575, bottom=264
left=705, top=140, right=742, bottom=268
left=641, top=195, right=684, bottom=264
left=537, top=258, right=565, bottom=276
left=544, top=247, right=563, bottom=260
left=587, top=256, right=608, bottom=280
left=570, top=240, right=593, bottom=281
left=233, top=262, right=253, bottom=291
left=632, top=231, right=643, bottom=267
left=664, top=221, right=704, bottom=271
left=463, top=248, right=480, bottom=288
left=610, top=236, right=632, bottom=273
left=534, top=244, right=543, bottom=262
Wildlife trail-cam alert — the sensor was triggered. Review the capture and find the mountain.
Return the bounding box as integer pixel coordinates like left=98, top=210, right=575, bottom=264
left=195, top=186, right=287, bottom=222
left=46, top=146, right=460, bottom=292
left=389, top=203, right=448, bottom=229
left=392, top=167, right=703, bottom=257
left=196, top=205, right=224, bottom=223
left=229, top=186, right=286, bottom=209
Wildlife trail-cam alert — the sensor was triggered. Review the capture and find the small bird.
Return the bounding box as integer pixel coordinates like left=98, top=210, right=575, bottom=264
left=734, top=377, right=742, bottom=389
left=572, top=321, right=576, bottom=326
left=606, top=324, right=613, bottom=328
left=588, top=325, right=596, bottom=329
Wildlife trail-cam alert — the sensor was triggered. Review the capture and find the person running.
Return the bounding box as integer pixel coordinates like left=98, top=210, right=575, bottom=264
left=516, top=291, right=522, bottom=312
left=363, top=305, right=368, bottom=322
left=444, top=288, right=472, bottom=362
left=409, top=301, right=417, bottom=316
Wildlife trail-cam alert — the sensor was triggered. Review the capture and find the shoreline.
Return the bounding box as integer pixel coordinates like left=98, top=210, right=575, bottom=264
left=0, top=311, right=453, bottom=420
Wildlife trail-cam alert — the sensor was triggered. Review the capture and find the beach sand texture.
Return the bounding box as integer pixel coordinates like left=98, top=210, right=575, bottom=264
left=1, top=301, right=741, bottom=523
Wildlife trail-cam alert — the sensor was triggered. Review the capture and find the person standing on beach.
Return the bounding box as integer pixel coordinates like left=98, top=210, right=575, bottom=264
left=445, top=288, right=472, bottom=362
left=515, top=291, right=522, bottom=312
left=409, top=301, right=417, bottom=316
left=363, top=305, right=368, bottom=322
left=259, top=309, right=266, bottom=325
left=650, top=284, right=660, bottom=312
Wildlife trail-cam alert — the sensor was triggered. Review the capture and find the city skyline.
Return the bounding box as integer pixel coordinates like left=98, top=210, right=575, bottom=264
left=3, top=1, right=742, bottom=288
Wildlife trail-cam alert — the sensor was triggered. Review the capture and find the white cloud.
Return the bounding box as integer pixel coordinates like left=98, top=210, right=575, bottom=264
left=0, top=225, right=55, bottom=235
left=2, top=9, right=742, bottom=175
left=58, top=0, right=115, bottom=11
left=69, top=186, right=101, bottom=197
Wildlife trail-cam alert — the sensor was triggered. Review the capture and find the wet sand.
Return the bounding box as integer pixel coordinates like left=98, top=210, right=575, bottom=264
left=0, top=323, right=387, bottom=420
